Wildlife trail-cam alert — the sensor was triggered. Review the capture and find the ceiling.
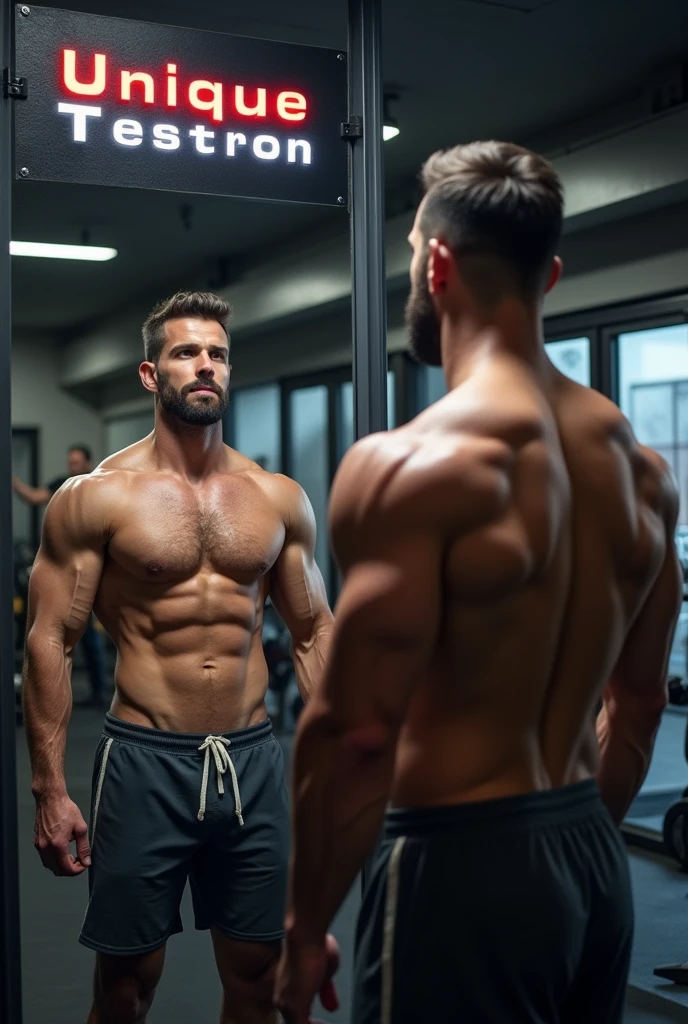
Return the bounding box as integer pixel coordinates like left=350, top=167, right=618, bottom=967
left=10, top=0, right=688, bottom=332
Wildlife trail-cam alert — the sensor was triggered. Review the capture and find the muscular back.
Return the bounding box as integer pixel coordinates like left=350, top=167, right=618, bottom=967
left=330, top=355, right=679, bottom=808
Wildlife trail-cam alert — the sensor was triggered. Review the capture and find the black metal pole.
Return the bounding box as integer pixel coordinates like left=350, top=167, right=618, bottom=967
left=347, top=0, right=387, bottom=895
left=348, top=0, right=387, bottom=441
left=0, top=1, right=23, bottom=1020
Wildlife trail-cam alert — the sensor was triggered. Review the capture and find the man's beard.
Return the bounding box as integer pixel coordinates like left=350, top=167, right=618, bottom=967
left=157, top=372, right=229, bottom=426
left=405, top=252, right=443, bottom=367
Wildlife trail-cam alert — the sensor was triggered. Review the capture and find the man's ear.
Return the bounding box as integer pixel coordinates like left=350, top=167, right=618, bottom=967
left=427, top=238, right=453, bottom=296
left=139, top=361, right=158, bottom=394
left=545, top=256, right=563, bottom=294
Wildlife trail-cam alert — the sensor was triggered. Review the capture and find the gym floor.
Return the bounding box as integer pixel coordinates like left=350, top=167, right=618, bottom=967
left=13, top=673, right=688, bottom=1023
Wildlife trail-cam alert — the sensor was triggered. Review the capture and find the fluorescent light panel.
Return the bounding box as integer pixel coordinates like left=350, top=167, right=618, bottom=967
left=383, top=124, right=400, bottom=141
left=10, top=241, right=117, bottom=261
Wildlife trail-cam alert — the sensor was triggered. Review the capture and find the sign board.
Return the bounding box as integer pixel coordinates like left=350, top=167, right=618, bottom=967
left=14, top=5, right=348, bottom=206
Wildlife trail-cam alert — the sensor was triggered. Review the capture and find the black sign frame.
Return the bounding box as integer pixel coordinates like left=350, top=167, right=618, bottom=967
left=14, top=4, right=348, bottom=207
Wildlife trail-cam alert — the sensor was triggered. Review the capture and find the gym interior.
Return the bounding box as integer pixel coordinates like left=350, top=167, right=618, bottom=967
left=6, top=0, right=688, bottom=1020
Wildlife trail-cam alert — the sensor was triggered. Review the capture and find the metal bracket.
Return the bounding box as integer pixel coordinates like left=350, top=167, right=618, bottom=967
left=341, top=116, right=363, bottom=141
left=2, top=69, right=28, bottom=99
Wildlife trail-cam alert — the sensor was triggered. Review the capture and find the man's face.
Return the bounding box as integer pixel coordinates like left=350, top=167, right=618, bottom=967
left=405, top=209, right=443, bottom=367
left=67, top=449, right=90, bottom=475
left=154, top=318, right=231, bottom=426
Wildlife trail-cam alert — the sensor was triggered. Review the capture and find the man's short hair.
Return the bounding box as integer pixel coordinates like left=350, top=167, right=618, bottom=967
left=69, top=444, right=91, bottom=462
left=142, top=291, right=232, bottom=364
left=419, top=140, right=564, bottom=303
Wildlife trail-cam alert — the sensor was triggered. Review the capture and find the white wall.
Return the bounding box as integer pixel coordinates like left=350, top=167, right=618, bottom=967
left=12, top=331, right=105, bottom=483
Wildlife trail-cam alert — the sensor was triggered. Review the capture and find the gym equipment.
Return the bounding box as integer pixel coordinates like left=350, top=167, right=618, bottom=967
left=661, top=709, right=688, bottom=869
left=662, top=799, right=688, bottom=870
left=668, top=675, right=688, bottom=706
left=654, top=963, right=688, bottom=984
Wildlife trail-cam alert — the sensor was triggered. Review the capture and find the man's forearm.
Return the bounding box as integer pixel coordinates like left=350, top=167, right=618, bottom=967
left=291, top=617, right=332, bottom=702
left=286, top=698, right=393, bottom=942
left=596, top=696, right=665, bottom=825
left=23, top=635, right=74, bottom=797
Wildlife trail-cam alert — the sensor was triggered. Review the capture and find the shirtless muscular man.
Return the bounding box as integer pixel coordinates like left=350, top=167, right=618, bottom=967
left=23, top=291, right=333, bottom=1024
left=277, top=142, right=681, bottom=1024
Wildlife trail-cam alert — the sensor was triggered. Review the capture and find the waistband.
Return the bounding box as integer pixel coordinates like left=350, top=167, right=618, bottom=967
left=103, top=713, right=273, bottom=754
left=385, top=779, right=603, bottom=838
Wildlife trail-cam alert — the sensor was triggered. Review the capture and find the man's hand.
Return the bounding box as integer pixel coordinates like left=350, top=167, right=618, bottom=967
left=34, top=792, right=91, bottom=876
left=275, top=933, right=340, bottom=1024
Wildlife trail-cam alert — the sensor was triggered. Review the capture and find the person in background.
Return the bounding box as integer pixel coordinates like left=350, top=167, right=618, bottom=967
left=13, top=444, right=107, bottom=708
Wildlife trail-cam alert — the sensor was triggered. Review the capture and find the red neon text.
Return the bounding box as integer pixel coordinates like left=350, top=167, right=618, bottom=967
left=61, top=49, right=309, bottom=124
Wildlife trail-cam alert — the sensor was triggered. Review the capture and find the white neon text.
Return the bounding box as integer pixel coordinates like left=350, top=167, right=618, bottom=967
left=55, top=103, right=313, bottom=165
left=226, top=132, right=247, bottom=156
left=57, top=102, right=102, bottom=141
left=113, top=119, right=143, bottom=146
left=287, top=139, right=311, bottom=164
left=254, top=135, right=279, bottom=160
left=189, top=125, right=215, bottom=153
left=153, top=124, right=181, bottom=150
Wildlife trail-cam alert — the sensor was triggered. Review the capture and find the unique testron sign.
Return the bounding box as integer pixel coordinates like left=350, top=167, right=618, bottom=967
left=14, top=6, right=348, bottom=206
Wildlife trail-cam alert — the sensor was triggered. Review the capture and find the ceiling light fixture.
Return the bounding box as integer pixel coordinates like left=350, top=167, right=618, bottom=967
left=383, top=93, right=400, bottom=142
left=9, top=241, right=117, bottom=261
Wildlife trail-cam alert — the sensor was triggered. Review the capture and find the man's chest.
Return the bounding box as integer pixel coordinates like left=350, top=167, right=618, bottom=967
left=106, top=478, right=286, bottom=585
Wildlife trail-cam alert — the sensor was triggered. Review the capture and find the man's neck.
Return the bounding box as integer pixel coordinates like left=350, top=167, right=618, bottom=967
left=442, top=298, right=547, bottom=392
left=151, top=409, right=226, bottom=481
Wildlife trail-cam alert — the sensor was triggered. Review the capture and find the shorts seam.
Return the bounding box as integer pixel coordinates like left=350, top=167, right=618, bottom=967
left=205, top=921, right=285, bottom=943
left=78, top=928, right=181, bottom=956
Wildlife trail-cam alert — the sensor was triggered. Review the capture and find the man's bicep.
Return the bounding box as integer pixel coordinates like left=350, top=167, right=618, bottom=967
left=610, top=538, right=683, bottom=707
left=27, top=495, right=105, bottom=645
left=270, top=483, right=331, bottom=636
left=270, top=537, right=331, bottom=636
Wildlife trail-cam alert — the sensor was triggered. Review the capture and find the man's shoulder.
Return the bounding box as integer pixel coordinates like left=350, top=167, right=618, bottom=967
left=569, top=389, right=677, bottom=504
left=332, top=427, right=509, bottom=536
left=635, top=445, right=679, bottom=524
left=242, top=466, right=314, bottom=536
left=46, top=467, right=127, bottom=518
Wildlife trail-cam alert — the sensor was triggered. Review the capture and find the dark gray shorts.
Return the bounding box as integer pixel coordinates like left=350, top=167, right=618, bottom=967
left=79, top=714, right=289, bottom=956
left=354, top=781, right=634, bottom=1024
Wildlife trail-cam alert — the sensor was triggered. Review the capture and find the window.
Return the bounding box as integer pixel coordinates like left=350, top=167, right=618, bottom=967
left=618, top=323, right=688, bottom=832
left=545, top=337, right=591, bottom=387
left=618, top=325, right=688, bottom=521
left=338, top=371, right=396, bottom=459
left=105, top=410, right=154, bottom=456
left=287, top=385, right=330, bottom=595
left=232, top=384, right=281, bottom=472
left=417, top=365, right=446, bottom=409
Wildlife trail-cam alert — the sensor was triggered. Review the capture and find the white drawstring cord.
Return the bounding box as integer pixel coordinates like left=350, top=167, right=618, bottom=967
left=197, top=735, right=244, bottom=826
left=91, top=738, right=113, bottom=841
